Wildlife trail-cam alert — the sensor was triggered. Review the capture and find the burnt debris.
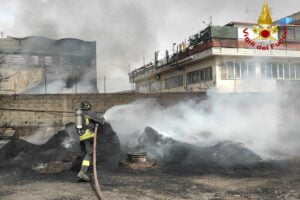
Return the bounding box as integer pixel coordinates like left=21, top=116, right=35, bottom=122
left=131, top=127, right=262, bottom=170
left=0, top=122, right=121, bottom=173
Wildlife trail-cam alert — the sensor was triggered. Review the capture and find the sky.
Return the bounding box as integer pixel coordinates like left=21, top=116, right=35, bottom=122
left=0, top=0, right=299, bottom=92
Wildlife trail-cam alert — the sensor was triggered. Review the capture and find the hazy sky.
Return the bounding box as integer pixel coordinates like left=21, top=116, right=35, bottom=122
left=0, top=0, right=299, bottom=92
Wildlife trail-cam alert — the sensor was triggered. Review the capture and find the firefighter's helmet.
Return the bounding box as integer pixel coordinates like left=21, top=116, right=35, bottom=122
left=81, top=101, right=92, bottom=111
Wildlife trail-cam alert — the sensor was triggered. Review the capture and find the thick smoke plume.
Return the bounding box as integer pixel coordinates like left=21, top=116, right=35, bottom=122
left=104, top=91, right=300, bottom=160
left=2, top=0, right=299, bottom=92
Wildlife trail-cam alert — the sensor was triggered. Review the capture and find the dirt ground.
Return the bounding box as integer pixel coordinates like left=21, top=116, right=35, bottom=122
left=1, top=160, right=300, bottom=200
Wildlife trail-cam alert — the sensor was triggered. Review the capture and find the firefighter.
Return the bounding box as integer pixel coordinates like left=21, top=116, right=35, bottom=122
left=75, top=101, right=104, bottom=182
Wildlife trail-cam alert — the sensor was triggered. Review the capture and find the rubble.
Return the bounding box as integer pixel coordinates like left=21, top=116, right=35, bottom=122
left=0, top=122, right=121, bottom=173
left=0, top=128, right=15, bottom=139
left=131, top=127, right=263, bottom=170
left=0, top=123, right=263, bottom=174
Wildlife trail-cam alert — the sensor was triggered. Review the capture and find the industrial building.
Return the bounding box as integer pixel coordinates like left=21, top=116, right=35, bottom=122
left=129, top=10, right=300, bottom=93
left=0, top=36, right=97, bottom=94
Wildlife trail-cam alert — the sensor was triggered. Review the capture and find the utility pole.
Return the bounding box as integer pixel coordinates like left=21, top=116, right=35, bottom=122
left=129, top=64, right=134, bottom=92
left=44, top=63, right=47, bottom=94
left=75, top=70, right=78, bottom=94
left=103, top=76, right=106, bottom=94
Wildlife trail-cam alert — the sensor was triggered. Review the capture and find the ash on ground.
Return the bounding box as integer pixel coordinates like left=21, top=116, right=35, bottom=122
left=1, top=124, right=300, bottom=200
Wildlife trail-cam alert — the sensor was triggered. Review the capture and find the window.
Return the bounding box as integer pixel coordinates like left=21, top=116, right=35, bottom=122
left=165, top=75, right=183, bottom=89
left=284, top=63, right=290, bottom=79
left=235, top=62, right=241, bottom=79
left=187, top=67, right=212, bottom=85
left=150, top=82, right=161, bottom=92
left=296, top=64, right=300, bottom=79
left=296, top=27, right=300, bottom=41
left=287, top=27, right=295, bottom=41
left=261, top=63, right=266, bottom=79
left=222, top=61, right=256, bottom=80
left=137, top=84, right=149, bottom=93
left=260, top=62, right=300, bottom=80
left=241, top=62, right=248, bottom=79
left=272, top=63, right=278, bottom=79
left=200, top=70, right=205, bottom=81
left=45, top=56, right=53, bottom=66
left=266, top=63, right=272, bottom=79
left=221, top=64, right=227, bottom=79
left=205, top=67, right=213, bottom=81
left=227, top=61, right=234, bottom=79
left=187, top=71, right=200, bottom=84
left=248, top=62, right=256, bottom=78
left=290, top=64, right=296, bottom=79
left=278, top=64, right=284, bottom=79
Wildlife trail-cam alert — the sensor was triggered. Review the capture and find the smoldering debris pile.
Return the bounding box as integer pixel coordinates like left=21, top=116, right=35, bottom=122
left=0, top=121, right=264, bottom=173
left=131, top=127, right=262, bottom=171
left=0, top=123, right=121, bottom=173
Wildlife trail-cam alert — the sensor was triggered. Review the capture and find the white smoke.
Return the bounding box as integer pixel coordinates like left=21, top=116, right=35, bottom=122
left=2, top=0, right=299, bottom=92
left=21, top=127, right=58, bottom=145
left=104, top=91, right=300, bottom=160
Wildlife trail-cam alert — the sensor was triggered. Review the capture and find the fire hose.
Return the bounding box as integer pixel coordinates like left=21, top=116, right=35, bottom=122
left=93, top=123, right=106, bottom=200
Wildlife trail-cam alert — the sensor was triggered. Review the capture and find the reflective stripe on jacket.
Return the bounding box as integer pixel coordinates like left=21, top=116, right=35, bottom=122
left=79, top=129, right=95, bottom=141
left=79, top=115, right=95, bottom=141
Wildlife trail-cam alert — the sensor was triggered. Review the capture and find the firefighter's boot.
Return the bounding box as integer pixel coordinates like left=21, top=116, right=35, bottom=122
left=77, top=170, right=91, bottom=182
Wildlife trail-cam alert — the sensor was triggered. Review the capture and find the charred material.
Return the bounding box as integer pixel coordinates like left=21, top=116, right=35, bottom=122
left=0, top=122, right=121, bottom=173
left=0, top=128, right=15, bottom=139
left=131, top=127, right=262, bottom=171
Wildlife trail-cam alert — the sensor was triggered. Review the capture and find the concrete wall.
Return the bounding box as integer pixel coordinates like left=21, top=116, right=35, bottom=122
left=0, top=67, right=43, bottom=94
left=0, top=92, right=205, bottom=127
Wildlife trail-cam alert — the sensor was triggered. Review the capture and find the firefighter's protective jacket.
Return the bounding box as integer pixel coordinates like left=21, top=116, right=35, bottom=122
left=79, top=111, right=104, bottom=141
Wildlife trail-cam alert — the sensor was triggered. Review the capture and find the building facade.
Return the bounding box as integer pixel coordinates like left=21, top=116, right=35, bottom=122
left=129, top=12, right=300, bottom=93
left=0, top=36, right=97, bottom=94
